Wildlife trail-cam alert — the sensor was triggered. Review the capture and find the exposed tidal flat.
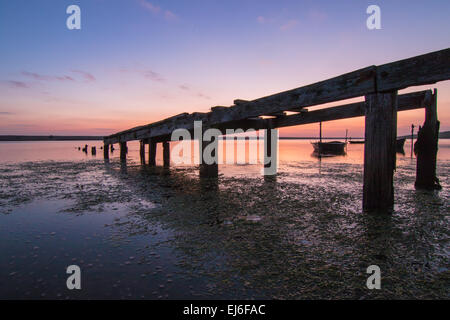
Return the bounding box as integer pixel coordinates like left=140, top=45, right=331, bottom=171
left=0, top=140, right=448, bottom=299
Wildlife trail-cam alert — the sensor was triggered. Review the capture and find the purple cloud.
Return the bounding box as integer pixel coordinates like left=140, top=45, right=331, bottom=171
left=4, top=80, right=29, bottom=89
left=178, top=84, right=190, bottom=90
left=21, top=71, right=74, bottom=82
left=280, top=19, right=298, bottom=31
left=142, top=70, right=165, bottom=82
left=139, top=0, right=177, bottom=21
left=71, top=70, right=96, bottom=82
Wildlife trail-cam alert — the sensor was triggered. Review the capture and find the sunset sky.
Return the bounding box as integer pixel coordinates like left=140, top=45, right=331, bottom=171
left=0, top=0, right=449, bottom=138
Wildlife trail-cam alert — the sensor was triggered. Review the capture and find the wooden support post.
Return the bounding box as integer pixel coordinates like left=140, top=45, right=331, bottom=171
left=264, top=121, right=278, bottom=176
left=91, top=146, right=96, bottom=155
left=139, top=140, right=146, bottom=164
left=120, top=142, right=127, bottom=161
left=200, top=136, right=219, bottom=178
left=163, top=141, right=170, bottom=167
left=104, top=144, right=109, bottom=159
left=414, top=89, right=441, bottom=190
left=363, top=91, right=398, bottom=212
left=148, top=139, right=157, bottom=166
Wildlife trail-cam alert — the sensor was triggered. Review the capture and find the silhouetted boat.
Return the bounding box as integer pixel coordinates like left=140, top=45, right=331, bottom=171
left=311, top=141, right=347, bottom=154
left=311, top=122, right=347, bottom=155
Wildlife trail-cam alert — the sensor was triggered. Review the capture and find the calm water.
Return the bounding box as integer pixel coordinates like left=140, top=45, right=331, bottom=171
left=0, top=140, right=448, bottom=299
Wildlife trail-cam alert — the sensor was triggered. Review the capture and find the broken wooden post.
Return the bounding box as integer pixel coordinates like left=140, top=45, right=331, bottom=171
left=139, top=140, right=146, bottom=165
left=414, top=89, right=441, bottom=190
left=363, top=91, right=398, bottom=212
left=264, top=120, right=278, bottom=176
left=163, top=141, right=170, bottom=167
left=148, top=139, right=157, bottom=166
left=120, top=141, right=127, bottom=161
left=200, top=133, right=219, bottom=178
left=103, top=144, right=109, bottom=159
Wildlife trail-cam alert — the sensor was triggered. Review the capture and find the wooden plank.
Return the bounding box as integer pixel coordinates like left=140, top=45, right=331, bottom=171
left=377, top=48, right=450, bottom=92
left=274, top=90, right=431, bottom=128
left=209, top=66, right=376, bottom=124
left=104, top=49, right=450, bottom=145
left=363, top=91, right=398, bottom=212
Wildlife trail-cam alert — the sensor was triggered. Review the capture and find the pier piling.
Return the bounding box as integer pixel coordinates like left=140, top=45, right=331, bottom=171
left=200, top=134, right=219, bottom=178
left=163, top=141, right=170, bottom=167
left=415, top=89, right=441, bottom=190
left=103, top=144, right=109, bottom=159
left=120, top=142, right=127, bottom=161
left=139, top=140, right=146, bottom=165
left=363, top=91, right=398, bottom=212
left=264, top=124, right=278, bottom=176
left=148, top=139, right=157, bottom=167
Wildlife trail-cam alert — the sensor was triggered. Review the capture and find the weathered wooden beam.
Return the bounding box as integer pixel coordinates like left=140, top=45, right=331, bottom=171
left=414, top=89, right=441, bottom=190
left=363, top=91, right=398, bottom=212
left=163, top=141, right=170, bottom=167
left=148, top=139, right=157, bottom=167
left=209, top=66, right=376, bottom=125
left=120, top=142, right=127, bottom=161
left=104, top=49, right=450, bottom=145
left=274, top=90, right=431, bottom=128
left=139, top=140, right=146, bottom=165
left=211, top=106, right=228, bottom=111
left=377, top=48, right=450, bottom=92
left=233, top=99, right=249, bottom=105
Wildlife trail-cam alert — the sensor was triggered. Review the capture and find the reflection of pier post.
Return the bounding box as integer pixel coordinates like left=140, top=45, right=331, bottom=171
left=415, top=89, right=441, bottom=190
left=363, top=91, right=398, bottom=212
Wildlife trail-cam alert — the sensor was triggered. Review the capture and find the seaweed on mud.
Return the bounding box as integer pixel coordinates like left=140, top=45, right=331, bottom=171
left=0, top=156, right=448, bottom=299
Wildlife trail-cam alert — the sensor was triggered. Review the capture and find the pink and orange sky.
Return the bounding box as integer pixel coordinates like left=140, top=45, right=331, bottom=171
left=0, top=0, right=449, bottom=138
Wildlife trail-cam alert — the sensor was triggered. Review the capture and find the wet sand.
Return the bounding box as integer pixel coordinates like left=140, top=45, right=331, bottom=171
left=0, top=140, right=448, bottom=299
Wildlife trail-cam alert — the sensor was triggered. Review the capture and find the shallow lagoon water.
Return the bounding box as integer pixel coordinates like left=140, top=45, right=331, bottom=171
left=0, top=140, right=448, bottom=299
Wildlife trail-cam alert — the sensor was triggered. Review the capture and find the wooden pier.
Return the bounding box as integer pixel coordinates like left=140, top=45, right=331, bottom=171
left=104, top=48, right=450, bottom=212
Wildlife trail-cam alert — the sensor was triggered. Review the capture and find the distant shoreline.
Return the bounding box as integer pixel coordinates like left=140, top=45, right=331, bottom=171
left=0, top=135, right=103, bottom=141
left=0, top=132, right=448, bottom=141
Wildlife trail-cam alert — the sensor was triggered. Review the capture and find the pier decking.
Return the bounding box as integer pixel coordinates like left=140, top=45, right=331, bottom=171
left=104, top=48, right=450, bottom=211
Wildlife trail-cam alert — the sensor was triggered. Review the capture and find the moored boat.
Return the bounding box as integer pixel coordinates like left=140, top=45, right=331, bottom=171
left=311, top=141, right=347, bottom=155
